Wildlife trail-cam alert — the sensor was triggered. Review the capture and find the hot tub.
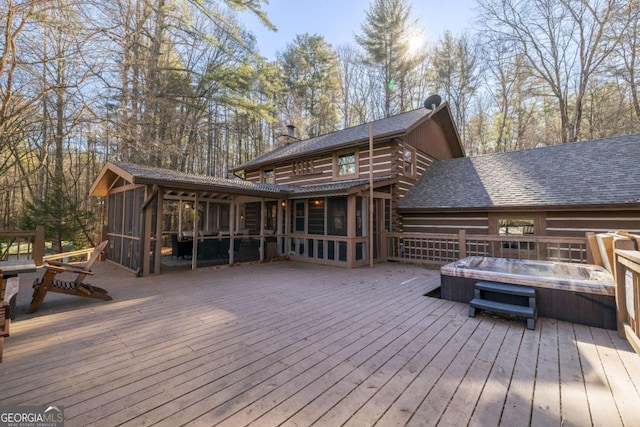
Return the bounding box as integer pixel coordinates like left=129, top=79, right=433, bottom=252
left=440, top=256, right=616, bottom=329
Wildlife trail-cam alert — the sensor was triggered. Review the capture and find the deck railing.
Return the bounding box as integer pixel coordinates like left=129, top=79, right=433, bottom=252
left=0, top=226, right=45, bottom=266
left=385, top=230, right=588, bottom=265
left=614, top=248, right=640, bottom=355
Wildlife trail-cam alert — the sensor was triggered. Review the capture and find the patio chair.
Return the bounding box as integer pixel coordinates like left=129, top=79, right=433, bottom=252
left=171, top=234, right=192, bottom=259
left=28, top=240, right=111, bottom=314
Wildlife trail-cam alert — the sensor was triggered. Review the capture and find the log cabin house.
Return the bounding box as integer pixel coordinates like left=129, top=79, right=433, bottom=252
left=89, top=101, right=640, bottom=276
left=89, top=102, right=463, bottom=275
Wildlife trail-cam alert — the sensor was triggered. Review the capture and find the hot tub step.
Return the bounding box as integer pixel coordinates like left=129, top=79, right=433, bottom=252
left=474, top=281, right=536, bottom=297
left=470, top=281, right=537, bottom=329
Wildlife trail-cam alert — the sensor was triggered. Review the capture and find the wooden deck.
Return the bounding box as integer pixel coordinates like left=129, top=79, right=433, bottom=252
left=1, top=260, right=640, bottom=426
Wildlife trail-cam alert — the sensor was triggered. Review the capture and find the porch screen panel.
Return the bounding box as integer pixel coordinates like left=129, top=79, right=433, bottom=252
left=308, top=199, right=325, bottom=235
left=114, top=192, right=124, bottom=235
left=327, top=197, right=347, bottom=236
left=133, top=187, right=144, bottom=237
left=385, top=200, right=391, bottom=231
left=124, top=189, right=134, bottom=236
left=292, top=201, right=305, bottom=233
left=244, top=202, right=261, bottom=233
left=106, top=194, right=116, bottom=260
left=356, top=197, right=364, bottom=237
left=112, top=236, right=122, bottom=265
left=220, top=205, right=230, bottom=231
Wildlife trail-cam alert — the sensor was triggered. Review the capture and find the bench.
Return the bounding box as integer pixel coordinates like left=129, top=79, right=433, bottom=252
left=469, top=281, right=537, bottom=329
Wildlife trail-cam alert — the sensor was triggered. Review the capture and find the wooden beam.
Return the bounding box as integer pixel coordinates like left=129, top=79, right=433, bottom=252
left=369, top=124, right=374, bottom=268
left=586, top=232, right=602, bottom=266
left=154, top=188, right=163, bottom=275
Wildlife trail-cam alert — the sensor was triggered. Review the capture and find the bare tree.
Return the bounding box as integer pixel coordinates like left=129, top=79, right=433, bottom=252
left=615, top=1, right=640, bottom=125
left=479, top=0, right=630, bottom=143
left=0, top=1, right=55, bottom=180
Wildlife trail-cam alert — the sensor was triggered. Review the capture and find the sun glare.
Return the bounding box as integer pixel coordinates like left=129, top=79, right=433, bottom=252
left=407, top=33, right=425, bottom=57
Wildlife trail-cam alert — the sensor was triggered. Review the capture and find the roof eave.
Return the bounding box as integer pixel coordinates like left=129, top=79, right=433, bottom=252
left=132, top=177, right=286, bottom=198
left=288, top=177, right=398, bottom=199
left=397, top=202, right=640, bottom=213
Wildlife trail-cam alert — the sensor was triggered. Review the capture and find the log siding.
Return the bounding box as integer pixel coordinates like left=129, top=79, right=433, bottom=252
left=400, top=210, right=640, bottom=239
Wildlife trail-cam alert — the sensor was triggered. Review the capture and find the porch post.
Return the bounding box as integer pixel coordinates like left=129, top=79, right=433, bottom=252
left=368, top=124, right=374, bottom=268
left=141, top=185, right=154, bottom=276
left=277, top=200, right=285, bottom=256
left=260, top=198, right=265, bottom=261
left=459, top=230, right=467, bottom=259
left=229, top=196, right=235, bottom=265
left=283, top=200, right=290, bottom=256
left=154, top=187, right=163, bottom=275
left=380, top=200, right=387, bottom=262
left=191, top=192, right=199, bottom=270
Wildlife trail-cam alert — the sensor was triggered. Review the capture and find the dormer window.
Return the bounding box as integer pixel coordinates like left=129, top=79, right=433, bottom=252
left=263, top=169, right=275, bottom=184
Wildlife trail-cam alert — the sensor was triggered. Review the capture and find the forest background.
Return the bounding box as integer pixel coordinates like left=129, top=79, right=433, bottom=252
left=2, top=0, right=640, bottom=248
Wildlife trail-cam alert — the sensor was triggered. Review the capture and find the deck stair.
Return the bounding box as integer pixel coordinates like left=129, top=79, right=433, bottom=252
left=469, top=281, right=537, bottom=329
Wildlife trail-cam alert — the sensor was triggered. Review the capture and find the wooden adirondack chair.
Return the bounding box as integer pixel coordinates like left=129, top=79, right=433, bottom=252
left=28, top=240, right=111, bottom=314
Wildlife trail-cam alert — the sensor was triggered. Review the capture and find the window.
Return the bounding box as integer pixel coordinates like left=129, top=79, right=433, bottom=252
left=263, top=169, right=275, bottom=184
left=403, top=146, right=415, bottom=175
left=499, top=218, right=536, bottom=250
left=336, top=152, right=357, bottom=177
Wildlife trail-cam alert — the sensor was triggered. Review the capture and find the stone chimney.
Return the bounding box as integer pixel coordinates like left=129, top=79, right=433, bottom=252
left=276, top=124, right=299, bottom=147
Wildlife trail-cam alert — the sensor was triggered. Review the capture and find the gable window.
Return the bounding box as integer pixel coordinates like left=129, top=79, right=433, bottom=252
left=403, top=146, right=415, bottom=176
left=263, top=169, right=275, bottom=184
left=335, top=152, right=358, bottom=178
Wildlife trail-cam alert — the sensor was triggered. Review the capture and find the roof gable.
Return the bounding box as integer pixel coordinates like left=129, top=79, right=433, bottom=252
left=233, top=103, right=463, bottom=172
left=399, top=134, right=640, bottom=211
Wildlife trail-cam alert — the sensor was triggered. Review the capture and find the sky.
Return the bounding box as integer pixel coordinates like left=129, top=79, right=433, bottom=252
left=240, top=0, right=479, bottom=60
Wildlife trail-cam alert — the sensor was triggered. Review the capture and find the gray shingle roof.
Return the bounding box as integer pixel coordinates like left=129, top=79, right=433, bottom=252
left=288, top=176, right=394, bottom=197
left=399, top=134, right=640, bottom=210
left=112, top=161, right=287, bottom=195
left=108, top=161, right=392, bottom=198
left=232, top=107, right=434, bottom=171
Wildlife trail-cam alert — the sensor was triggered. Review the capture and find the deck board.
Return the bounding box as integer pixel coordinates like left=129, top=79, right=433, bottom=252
left=1, top=260, right=639, bottom=426
left=531, top=318, right=561, bottom=427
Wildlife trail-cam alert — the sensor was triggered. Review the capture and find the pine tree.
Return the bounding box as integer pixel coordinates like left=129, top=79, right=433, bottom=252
left=356, top=0, right=421, bottom=117
left=279, top=33, right=340, bottom=138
